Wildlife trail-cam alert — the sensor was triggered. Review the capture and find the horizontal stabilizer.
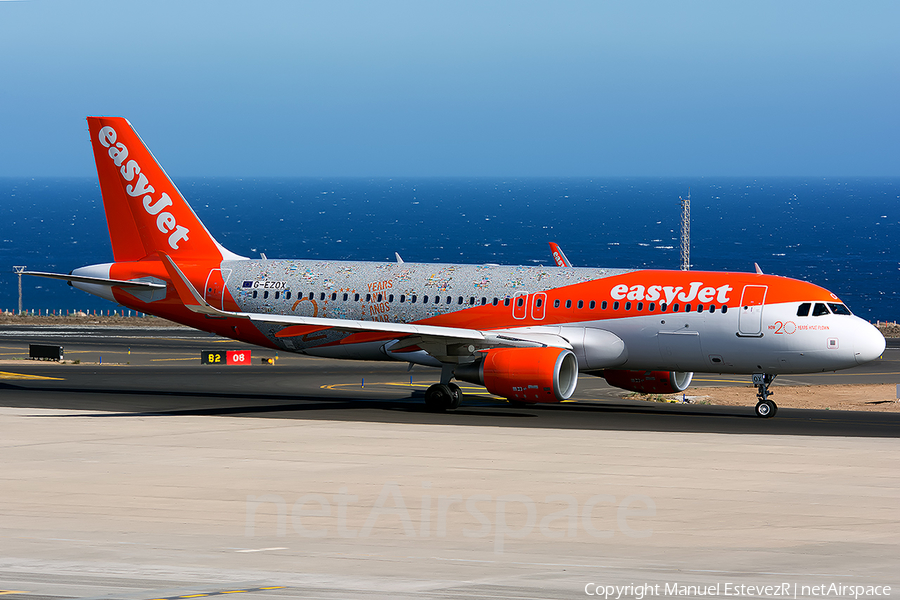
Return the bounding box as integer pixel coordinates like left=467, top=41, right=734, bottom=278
left=22, top=271, right=165, bottom=290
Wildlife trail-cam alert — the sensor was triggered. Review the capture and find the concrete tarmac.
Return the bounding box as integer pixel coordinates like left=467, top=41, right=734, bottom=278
left=1, top=327, right=899, bottom=599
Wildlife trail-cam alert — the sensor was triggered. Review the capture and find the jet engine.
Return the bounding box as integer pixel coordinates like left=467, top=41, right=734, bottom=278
left=455, top=347, right=578, bottom=403
left=602, top=370, right=693, bottom=394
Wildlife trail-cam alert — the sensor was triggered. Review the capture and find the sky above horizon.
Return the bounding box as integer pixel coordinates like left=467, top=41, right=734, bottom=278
left=1, top=1, right=898, bottom=177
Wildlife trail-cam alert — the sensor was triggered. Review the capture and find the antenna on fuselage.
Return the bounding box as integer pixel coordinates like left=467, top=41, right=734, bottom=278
left=680, top=190, right=690, bottom=271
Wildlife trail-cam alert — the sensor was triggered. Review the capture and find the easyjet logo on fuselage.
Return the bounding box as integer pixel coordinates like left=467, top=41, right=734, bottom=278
left=610, top=282, right=733, bottom=305
left=97, top=126, right=190, bottom=250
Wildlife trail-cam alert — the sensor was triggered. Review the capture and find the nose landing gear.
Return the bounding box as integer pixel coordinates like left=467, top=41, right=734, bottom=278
left=752, top=373, right=777, bottom=418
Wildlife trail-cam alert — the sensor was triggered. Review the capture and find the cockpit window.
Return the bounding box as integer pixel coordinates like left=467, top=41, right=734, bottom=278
left=828, top=303, right=852, bottom=316
left=797, top=302, right=811, bottom=317
left=812, top=303, right=830, bottom=317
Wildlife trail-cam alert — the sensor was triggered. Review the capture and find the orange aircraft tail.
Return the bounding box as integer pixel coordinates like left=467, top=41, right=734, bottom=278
left=86, top=116, right=235, bottom=263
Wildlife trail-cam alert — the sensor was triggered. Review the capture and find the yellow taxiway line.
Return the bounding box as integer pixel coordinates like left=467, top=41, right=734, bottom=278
left=0, top=372, right=64, bottom=381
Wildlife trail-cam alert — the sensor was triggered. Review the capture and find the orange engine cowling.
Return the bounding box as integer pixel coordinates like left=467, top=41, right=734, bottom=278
left=455, top=347, right=578, bottom=403
left=602, top=370, right=693, bottom=394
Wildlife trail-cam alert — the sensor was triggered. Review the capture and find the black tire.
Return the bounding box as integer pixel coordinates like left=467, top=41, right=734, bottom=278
left=447, top=383, right=462, bottom=410
left=424, top=383, right=454, bottom=411
left=755, top=399, right=777, bottom=418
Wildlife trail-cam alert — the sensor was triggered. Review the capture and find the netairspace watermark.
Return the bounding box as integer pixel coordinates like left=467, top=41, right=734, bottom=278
left=584, top=582, right=893, bottom=599
left=246, top=481, right=656, bottom=553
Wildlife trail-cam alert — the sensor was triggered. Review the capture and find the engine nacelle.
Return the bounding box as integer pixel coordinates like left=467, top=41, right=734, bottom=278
left=455, top=347, right=578, bottom=403
left=602, top=370, right=693, bottom=394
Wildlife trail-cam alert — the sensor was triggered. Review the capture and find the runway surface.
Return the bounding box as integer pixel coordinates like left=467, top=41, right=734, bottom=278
left=1, top=326, right=899, bottom=599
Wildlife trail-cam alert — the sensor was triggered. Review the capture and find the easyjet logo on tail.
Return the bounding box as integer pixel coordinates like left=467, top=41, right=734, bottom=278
left=610, top=282, right=733, bottom=304
left=97, top=126, right=190, bottom=250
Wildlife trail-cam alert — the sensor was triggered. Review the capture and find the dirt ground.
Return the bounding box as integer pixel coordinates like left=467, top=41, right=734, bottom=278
left=673, top=384, right=900, bottom=413
left=0, top=314, right=184, bottom=327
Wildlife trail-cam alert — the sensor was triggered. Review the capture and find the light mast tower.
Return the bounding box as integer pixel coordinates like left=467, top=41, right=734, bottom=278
left=679, top=191, right=690, bottom=271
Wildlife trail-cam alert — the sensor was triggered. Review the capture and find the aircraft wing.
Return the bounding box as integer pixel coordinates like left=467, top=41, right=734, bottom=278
left=159, top=254, right=570, bottom=355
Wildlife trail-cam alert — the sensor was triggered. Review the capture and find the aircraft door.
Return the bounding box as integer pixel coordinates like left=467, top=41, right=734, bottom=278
left=531, top=292, right=547, bottom=320
left=204, top=268, right=232, bottom=310
left=737, top=285, right=767, bottom=336
left=512, top=291, right=529, bottom=320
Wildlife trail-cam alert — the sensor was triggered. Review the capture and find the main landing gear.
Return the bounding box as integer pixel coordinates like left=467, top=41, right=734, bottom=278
left=424, top=365, right=462, bottom=411
left=424, top=383, right=462, bottom=411
left=752, top=373, right=777, bottom=418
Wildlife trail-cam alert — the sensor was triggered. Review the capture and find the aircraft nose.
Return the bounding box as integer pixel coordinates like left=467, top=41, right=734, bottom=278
left=854, top=321, right=886, bottom=365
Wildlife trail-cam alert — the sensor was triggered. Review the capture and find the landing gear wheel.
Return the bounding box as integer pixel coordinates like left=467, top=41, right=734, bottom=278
left=752, top=373, right=778, bottom=419
left=755, top=399, right=777, bottom=418
left=424, top=383, right=458, bottom=411
left=446, top=383, right=462, bottom=410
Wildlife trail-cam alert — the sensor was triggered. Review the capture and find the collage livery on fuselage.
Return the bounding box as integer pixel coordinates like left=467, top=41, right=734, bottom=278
left=26, top=117, right=886, bottom=418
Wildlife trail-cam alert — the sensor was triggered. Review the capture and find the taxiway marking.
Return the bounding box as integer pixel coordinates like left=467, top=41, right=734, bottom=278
left=149, top=587, right=286, bottom=600
left=0, top=371, right=64, bottom=381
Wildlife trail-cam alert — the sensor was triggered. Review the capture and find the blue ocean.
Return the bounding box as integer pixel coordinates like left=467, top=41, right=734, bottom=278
left=1, top=177, right=897, bottom=322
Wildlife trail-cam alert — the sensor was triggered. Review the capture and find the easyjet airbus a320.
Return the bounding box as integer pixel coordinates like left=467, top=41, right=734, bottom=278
left=26, top=117, right=886, bottom=418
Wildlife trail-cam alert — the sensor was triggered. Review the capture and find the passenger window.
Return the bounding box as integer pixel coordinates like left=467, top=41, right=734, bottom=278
left=625, top=301, right=632, bottom=310
left=828, top=303, right=852, bottom=315
left=504, top=298, right=510, bottom=307
left=721, top=305, right=728, bottom=314
left=354, top=293, right=360, bottom=301
left=400, top=294, right=406, bottom=303
left=613, top=301, right=620, bottom=310
left=458, top=296, right=464, bottom=305
left=320, top=293, right=325, bottom=301
left=660, top=303, right=667, bottom=312
left=378, top=294, right=383, bottom=302
left=423, top=295, right=429, bottom=303
left=275, top=291, right=280, bottom=300
left=709, top=305, right=715, bottom=313
left=696, top=304, right=703, bottom=313
left=517, top=297, right=525, bottom=307
left=469, top=297, right=475, bottom=305
left=637, top=302, right=643, bottom=311
left=536, top=298, right=543, bottom=308
left=285, top=291, right=291, bottom=300
left=343, top=293, right=348, bottom=301
left=554, top=299, right=560, bottom=308
left=264, top=291, right=269, bottom=299
left=388, top=294, right=394, bottom=302
left=589, top=300, right=596, bottom=309
left=649, top=302, right=655, bottom=311
left=252, top=290, right=258, bottom=299
left=481, top=297, right=487, bottom=305
left=366, top=293, right=372, bottom=302
left=812, top=303, right=830, bottom=317
left=331, top=293, right=336, bottom=301
left=565, top=300, right=572, bottom=308
left=308, top=292, right=314, bottom=300
left=672, top=303, right=679, bottom=312
left=411, top=295, right=417, bottom=303
left=684, top=304, right=691, bottom=312
left=577, top=300, right=584, bottom=309
left=492, top=298, right=499, bottom=306
left=601, top=301, right=608, bottom=310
